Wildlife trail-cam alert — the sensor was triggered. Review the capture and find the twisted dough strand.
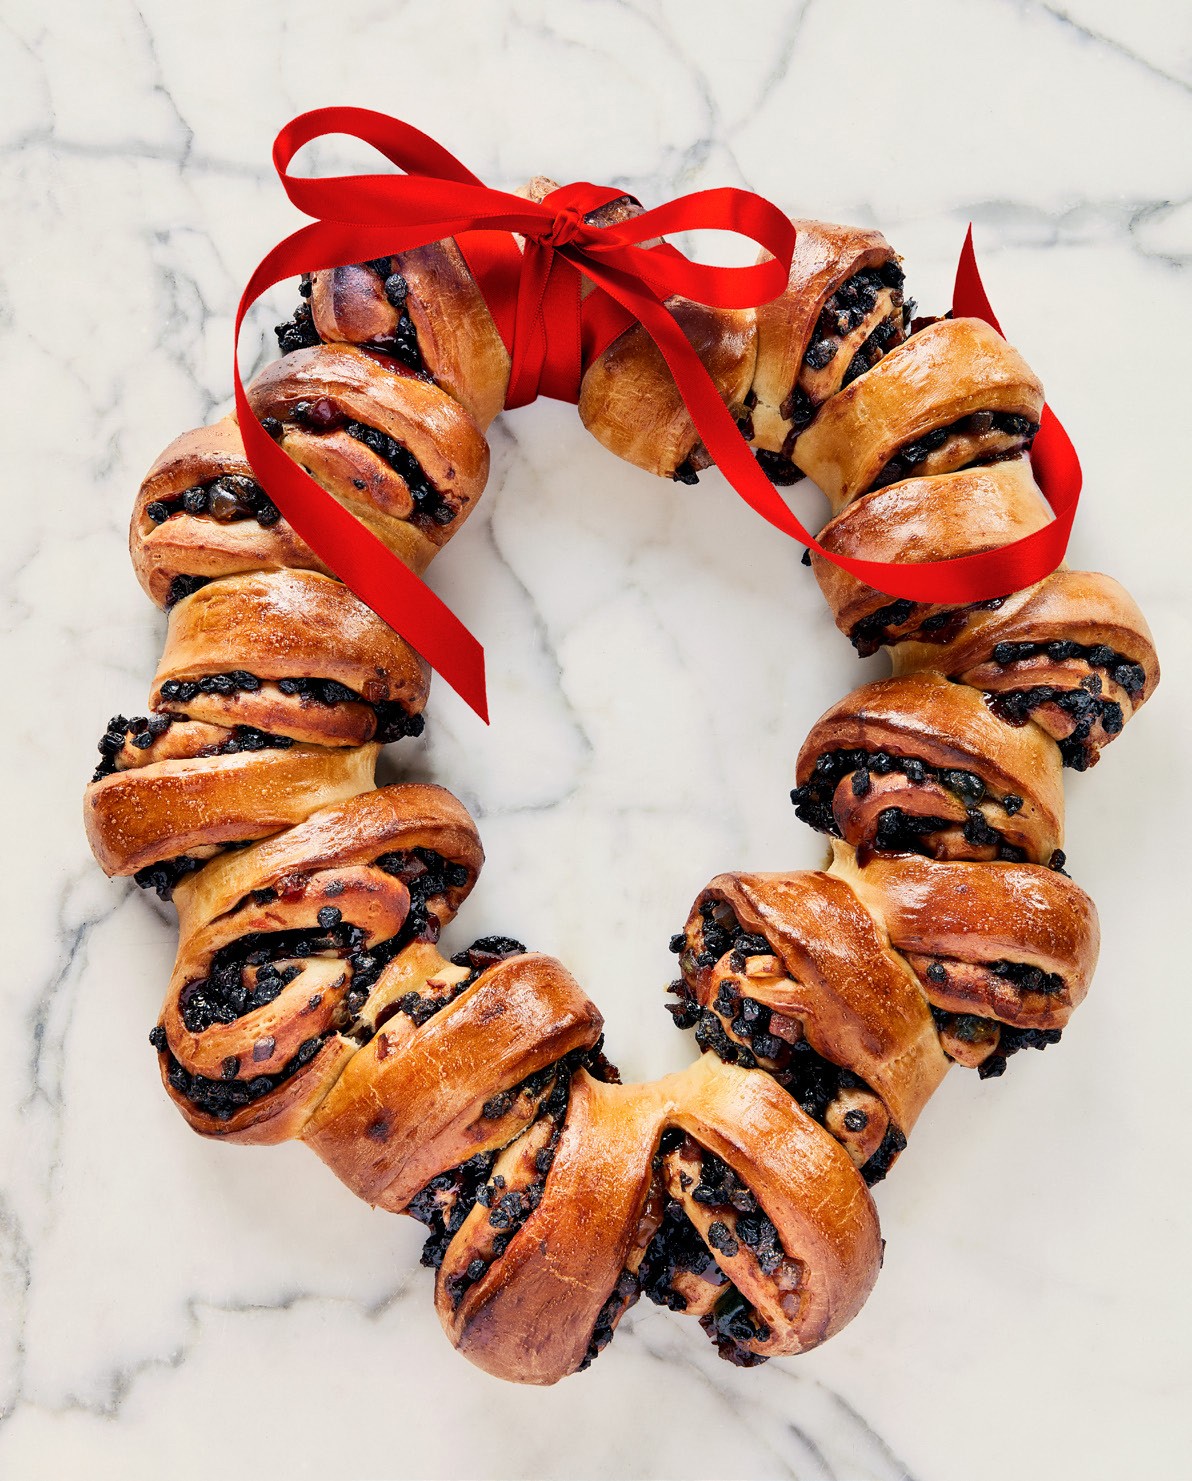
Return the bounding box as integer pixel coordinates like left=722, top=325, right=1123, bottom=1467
left=84, top=203, right=1156, bottom=1384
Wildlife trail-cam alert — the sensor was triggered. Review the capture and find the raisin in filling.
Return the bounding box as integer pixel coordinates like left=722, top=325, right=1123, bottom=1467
left=754, top=448, right=805, bottom=486
left=144, top=474, right=281, bottom=533
left=982, top=639, right=1144, bottom=770
left=370, top=936, right=516, bottom=1033
left=156, top=672, right=426, bottom=745
left=869, top=411, right=1038, bottom=492
left=158, top=1028, right=330, bottom=1121
left=92, top=713, right=293, bottom=783
left=365, top=263, right=427, bottom=374
left=274, top=275, right=321, bottom=355
left=428, top=1033, right=618, bottom=1302
left=280, top=391, right=454, bottom=528
left=580, top=1269, right=643, bottom=1371
left=668, top=902, right=905, bottom=1186
left=408, top=1151, right=498, bottom=1271
left=639, top=1134, right=795, bottom=1366
left=438, top=1073, right=573, bottom=1306
left=92, top=711, right=173, bottom=781
left=158, top=906, right=441, bottom=1120
left=800, top=261, right=908, bottom=379
left=372, top=848, right=472, bottom=943
left=848, top=596, right=1009, bottom=659
left=178, top=918, right=369, bottom=1034
left=134, top=854, right=207, bottom=900
left=929, top=1006, right=1062, bottom=1080
left=926, top=956, right=1066, bottom=999
left=790, top=747, right=1028, bottom=862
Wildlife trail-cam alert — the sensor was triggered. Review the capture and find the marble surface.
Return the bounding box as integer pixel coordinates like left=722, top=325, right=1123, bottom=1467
left=2, top=0, right=1191, bottom=1476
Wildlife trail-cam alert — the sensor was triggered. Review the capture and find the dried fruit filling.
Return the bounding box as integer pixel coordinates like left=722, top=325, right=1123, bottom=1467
left=668, top=901, right=907, bottom=1186
left=869, top=410, right=1039, bottom=491
left=156, top=671, right=426, bottom=745
left=790, top=746, right=1030, bottom=861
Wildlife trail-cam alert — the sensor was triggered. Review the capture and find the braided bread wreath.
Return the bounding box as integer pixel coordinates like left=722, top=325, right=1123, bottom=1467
left=82, top=181, right=1159, bottom=1384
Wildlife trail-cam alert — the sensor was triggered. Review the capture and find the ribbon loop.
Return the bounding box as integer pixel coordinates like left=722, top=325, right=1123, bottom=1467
left=234, top=108, right=1079, bottom=727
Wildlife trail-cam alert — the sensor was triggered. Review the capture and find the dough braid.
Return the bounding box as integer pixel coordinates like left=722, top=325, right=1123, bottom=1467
left=83, top=203, right=1157, bottom=1384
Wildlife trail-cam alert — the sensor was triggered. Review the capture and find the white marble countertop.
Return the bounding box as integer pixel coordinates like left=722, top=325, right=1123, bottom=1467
left=2, top=1, right=1190, bottom=1477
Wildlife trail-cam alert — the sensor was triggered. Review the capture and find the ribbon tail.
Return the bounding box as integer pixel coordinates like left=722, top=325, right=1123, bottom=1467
left=234, top=227, right=490, bottom=722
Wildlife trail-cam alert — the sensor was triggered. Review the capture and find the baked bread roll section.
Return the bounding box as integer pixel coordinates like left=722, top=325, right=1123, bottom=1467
left=85, top=198, right=1156, bottom=1384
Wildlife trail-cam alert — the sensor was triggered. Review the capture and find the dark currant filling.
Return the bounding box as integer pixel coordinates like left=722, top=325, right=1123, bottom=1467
left=930, top=1006, right=1062, bottom=1080
left=438, top=1076, right=572, bottom=1307
left=177, top=916, right=369, bottom=1034
left=754, top=448, right=805, bottom=486
left=638, top=1133, right=791, bottom=1367
left=156, top=672, right=426, bottom=745
left=144, top=474, right=281, bottom=532
left=158, top=908, right=479, bottom=1122
left=93, top=711, right=173, bottom=780
left=157, top=1026, right=330, bottom=1121
left=800, top=260, right=909, bottom=380
left=580, top=1269, right=643, bottom=1372
left=370, top=934, right=527, bottom=1034
left=848, top=596, right=1008, bottom=659
left=133, top=854, right=207, bottom=900
left=869, top=411, right=1039, bottom=492
left=280, top=392, right=453, bottom=527
left=790, top=747, right=1029, bottom=862
left=373, top=847, right=471, bottom=942
left=165, top=574, right=212, bottom=608
left=408, top=1150, right=498, bottom=1272
left=360, top=261, right=428, bottom=374
left=981, top=640, right=1145, bottom=770
left=989, top=640, right=1147, bottom=698
left=344, top=419, right=454, bottom=526
left=668, top=905, right=905, bottom=1185
left=427, top=1035, right=619, bottom=1303
left=275, top=261, right=428, bottom=371
left=274, top=275, right=321, bottom=355
left=991, top=683, right=1123, bottom=770
left=979, top=959, right=1066, bottom=996
left=92, top=712, right=294, bottom=783
left=753, top=266, right=912, bottom=490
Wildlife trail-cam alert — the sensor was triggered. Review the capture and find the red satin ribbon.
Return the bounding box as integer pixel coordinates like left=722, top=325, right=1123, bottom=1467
left=234, top=108, right=1079, bottom=723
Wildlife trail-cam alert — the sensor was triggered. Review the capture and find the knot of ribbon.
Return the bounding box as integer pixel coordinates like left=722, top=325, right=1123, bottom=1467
left=537, top=197, right=587, bottom=250
left=233, top=106, right=1080, bottom=723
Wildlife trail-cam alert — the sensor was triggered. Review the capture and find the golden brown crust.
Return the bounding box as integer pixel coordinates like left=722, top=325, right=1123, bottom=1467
left=149, top=569, right=429, bottom=744
left=84, top=738, right=378, bottom=877
left=686, top=872, right=948, bottom=1137
left=311, top=241, right=511, bottom=429
left=437, top=1056, right=881, bottom=1383
left=172, top=783, right=483, bottom=934
left=155, top=785, right=483, bottom=1147
left=305, top=951, right=603, bottom=1210
left=812, top=460, right=1053, bottom=642
left=577, top=298, right=758, bottom=478
left=794, top=672, right=1065, bottom=864
left=248, top=344, right=489, bottom=549
left=794, top=318, right=1045, bottom=512
left=751, top=220, right=903, bottom=457
left=831, top=843, right=1099, bottom=1030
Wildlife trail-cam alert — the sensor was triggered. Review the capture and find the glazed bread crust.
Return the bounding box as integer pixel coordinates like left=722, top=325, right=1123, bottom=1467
left=85, top=202, right=1155, bottom=1387
left=794, top=317, right=1045, bottom=511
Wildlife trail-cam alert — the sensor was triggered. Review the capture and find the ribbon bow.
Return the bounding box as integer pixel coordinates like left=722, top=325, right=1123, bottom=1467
left=234, top=107, right=1079, bottom=722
